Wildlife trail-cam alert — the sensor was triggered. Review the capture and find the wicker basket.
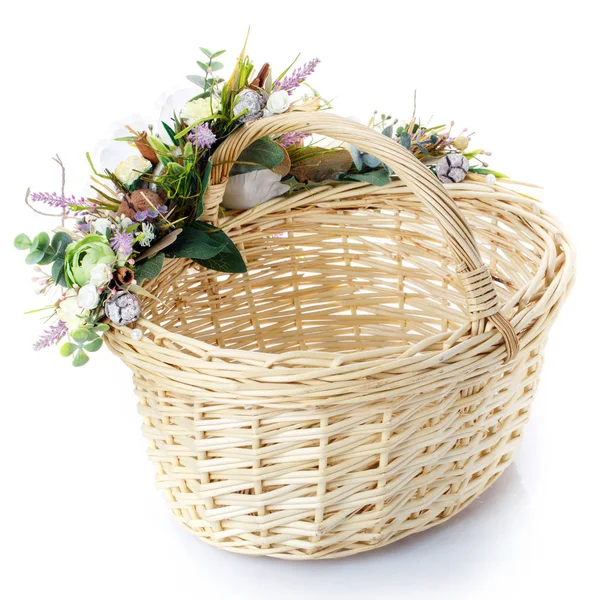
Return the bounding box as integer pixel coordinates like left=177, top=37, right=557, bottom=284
left=105, top=113, right=573, bottom=559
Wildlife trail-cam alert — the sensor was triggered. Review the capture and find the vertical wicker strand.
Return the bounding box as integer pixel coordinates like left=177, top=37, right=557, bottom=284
left=372, top=408, right=392, bottom=541
left=311, top=415, right=329, bottom=553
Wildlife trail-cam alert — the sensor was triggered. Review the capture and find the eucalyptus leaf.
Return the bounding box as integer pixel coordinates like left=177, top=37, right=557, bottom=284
left=341, top=169, right=391, bottom=186
left=135, top=252, right=165, bottom=282
left=210, top=61, right=224, bottom=71
left=51, top=260, right=66, bottom=287
left=51, top=232, right=72, bottom=256
left=199, top=47, right=213, bottom=59
left=382, top=125, right=394, bottom=137
left=14, top=234, right=31, bottom=250
left=25, top=250, right=45, bottom=265
left=31, top=232, right=50, bottom=252
left=187, top=74, right=206, bottom=88
left=37, top=250, right=56, bottom=266
left=399, top=132, right=412, bottom=150
left=362, top=154, right=381, bottom=169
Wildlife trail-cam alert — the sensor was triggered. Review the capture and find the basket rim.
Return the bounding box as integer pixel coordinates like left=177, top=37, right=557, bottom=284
left=105, top=179, right=575, bottom=374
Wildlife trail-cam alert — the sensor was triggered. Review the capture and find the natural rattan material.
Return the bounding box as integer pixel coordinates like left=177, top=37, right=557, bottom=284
left=105, top=113, right=574, bottom=559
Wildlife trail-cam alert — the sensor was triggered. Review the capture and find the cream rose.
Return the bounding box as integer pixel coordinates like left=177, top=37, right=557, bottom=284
left=180, top=97, right=220, bottom=123
left=114, top=155, right=152, bottom=186
left=57, top=296, right=89, bottom=331
left=78, top=283, right=100, bottom=310
left=266, top=90, right=291, bottom=115
left=89, top=263, right=112, bottom=287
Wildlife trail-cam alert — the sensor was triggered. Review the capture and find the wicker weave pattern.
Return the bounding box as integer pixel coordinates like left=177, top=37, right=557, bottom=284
left=105, top=113, right=573, bottom=559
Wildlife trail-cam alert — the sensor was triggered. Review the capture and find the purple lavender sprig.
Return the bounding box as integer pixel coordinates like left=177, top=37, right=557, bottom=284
left=188, top=123, right=217, bottom=149
left=33, top=321, right=68, bottom=351
left=279, top=132, right=310, bottom=148
left=274, top=58, right=320, bottom=94
left=30, top=191, right=91, bottom=211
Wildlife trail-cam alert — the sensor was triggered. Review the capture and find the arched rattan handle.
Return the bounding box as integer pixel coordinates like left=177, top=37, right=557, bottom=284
left=205, top=112, right=518, bottom=361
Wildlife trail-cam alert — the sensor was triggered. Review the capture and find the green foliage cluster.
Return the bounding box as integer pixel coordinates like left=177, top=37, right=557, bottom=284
left=14, top=231, right=71, bottom=286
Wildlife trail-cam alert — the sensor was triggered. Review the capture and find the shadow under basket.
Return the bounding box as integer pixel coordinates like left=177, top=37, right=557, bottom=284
left=105, top=113, right=573, bottom=559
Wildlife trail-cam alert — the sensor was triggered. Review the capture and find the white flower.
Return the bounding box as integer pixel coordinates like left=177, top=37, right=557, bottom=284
left=77, top=283, right=100, bottom=310
left=140, top=222, right=155, bottom=247
left=91, top=218, right=111, bottom=237
left=266, top=90, right=291, bottom=115
left=118, top=216, right=133, bottom=230
left=89, top=263, right=112, bottom=287
left=221, top=169, right=289, bottom=210
left=114, top=155, right=152, bottom=186
left=57, top=296, right=89, bottom=331
left=180, top=97, right=220, bottom=123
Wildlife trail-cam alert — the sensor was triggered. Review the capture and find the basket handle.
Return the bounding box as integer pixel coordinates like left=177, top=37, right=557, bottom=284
left=205, top=112, right=518, bottom=361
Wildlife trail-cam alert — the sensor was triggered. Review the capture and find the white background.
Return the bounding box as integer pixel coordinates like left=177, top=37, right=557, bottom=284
left=1, top=2, right=598, bottom=598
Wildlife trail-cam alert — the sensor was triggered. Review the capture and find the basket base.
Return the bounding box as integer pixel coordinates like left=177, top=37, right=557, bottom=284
left=162, top=447, right=517, bottom=560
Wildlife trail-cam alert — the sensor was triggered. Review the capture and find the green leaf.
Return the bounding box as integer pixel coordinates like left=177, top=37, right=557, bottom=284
left=199, top=47, right=213, bottom=58
left=31, top=232, right=50, bottom=252
left=191, top=222, right=247, bottom=274
left=135, top=252, right=165, bottom=282
left=195, top=161, right=212, bottom=219
left=25, top=250, right=45, bottom=264
left=161, top=121, right=178, bottom=146
left=382, top=125, right=394, bottom=137
left=148, top=136, right=171, bottom=166
left=51, top=231, right=72, bottom=256
left=14, top=233, right=31, bottom=250
left=168, top=227, right=227, bottom=259
left=187, top=74, right=206, bottom=88
left=84, top=338, right=103, bottom=352
left=196, top=61, right=210, bottom=71
left=60, top=342, right=78, bottom=357
left=37, top=250, right=56, bottom=265
left=469, top=167, right=509, bottom=178
left=211, top=50, right=226, bottom=58
left=51, top=259, right=66, bottom=287
left=230, top=137, right=286, bottom=176
left=93, top=323, right=110, bottom=333
left=71, top=328, right=90, bottom=344
left=210, top=61, right=224, bottom=71
left=341, top=169, right=391, bottom=186
left=399, top=132, right=412, bottom=150
left=72, top=350, right=89, bottom=367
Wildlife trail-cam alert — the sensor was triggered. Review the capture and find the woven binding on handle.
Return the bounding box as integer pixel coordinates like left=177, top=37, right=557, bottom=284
left=205, top=112, right=519, bottom=361
left=457, top=263, right=500, bottom=319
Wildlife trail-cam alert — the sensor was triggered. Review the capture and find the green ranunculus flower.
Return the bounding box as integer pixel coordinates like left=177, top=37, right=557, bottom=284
left=64, top=234, right=116, bottom=288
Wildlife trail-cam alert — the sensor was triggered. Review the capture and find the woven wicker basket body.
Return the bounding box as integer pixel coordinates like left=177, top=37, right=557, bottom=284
left=105, top=114, right=573, bottom=559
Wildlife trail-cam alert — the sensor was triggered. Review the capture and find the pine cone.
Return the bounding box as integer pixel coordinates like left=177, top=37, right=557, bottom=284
left=118, top=189, right=163, bottom=220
